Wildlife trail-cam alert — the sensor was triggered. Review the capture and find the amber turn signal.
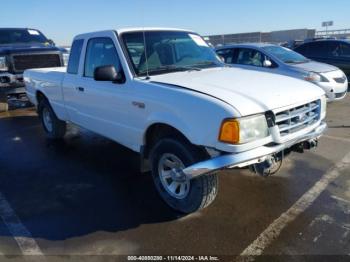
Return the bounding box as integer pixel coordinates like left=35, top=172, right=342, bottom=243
left=219, top=119, right=240, bottom=144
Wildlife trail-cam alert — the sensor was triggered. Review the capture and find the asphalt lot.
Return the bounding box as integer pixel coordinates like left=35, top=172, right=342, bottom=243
left=0, top=96, right=349, bottom=261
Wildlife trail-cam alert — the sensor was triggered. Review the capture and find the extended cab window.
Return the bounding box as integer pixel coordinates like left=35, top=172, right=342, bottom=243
left=67, top=39, right=83, bottom=74
left=84, top=38, right=122, bottom=78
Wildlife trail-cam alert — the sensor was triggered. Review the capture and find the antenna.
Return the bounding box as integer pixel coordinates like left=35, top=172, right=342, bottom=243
left=142, top=28, right=150, bottom=80
left=139, top=0, right=150, bottom=80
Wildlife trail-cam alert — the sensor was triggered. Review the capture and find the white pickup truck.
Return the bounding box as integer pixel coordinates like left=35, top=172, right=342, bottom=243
left=24, top=28, right=327, bottom=213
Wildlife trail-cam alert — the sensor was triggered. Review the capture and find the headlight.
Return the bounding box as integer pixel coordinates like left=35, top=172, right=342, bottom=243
left=320, top=95, right=327, bottom=119
left=219, top=114, right=269, bottom=144
left=62, top=53, right=69, bottom=66
left=304, top=72, right=329, bottom=82
left=343, top=72, right=348, bottom=81
left=0, top=56, right=8, bottom=71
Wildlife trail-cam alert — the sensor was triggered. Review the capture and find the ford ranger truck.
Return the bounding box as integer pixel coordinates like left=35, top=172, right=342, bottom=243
left=24, top=28, right=327, bottom=213
left=0, top=28, right=68, bottom=111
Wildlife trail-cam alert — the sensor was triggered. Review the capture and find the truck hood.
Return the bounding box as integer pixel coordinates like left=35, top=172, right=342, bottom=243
left=290, top=60, right=338, bottom=73
left=0, top=44, right=60, bottom=55
left=150, top=67, right=325, bottom=116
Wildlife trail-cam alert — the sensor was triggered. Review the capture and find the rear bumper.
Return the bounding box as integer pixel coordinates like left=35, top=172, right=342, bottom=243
left=183, top=122, right=327, bottom=179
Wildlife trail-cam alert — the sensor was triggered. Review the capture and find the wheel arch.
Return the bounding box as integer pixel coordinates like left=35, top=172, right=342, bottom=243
left=36, top=90, right=48, bottom=105
left=143, top=122, right=193, bottom=159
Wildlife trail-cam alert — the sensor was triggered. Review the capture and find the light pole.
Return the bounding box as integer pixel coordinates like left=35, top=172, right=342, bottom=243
left=322, top=21, right=334, bottom=37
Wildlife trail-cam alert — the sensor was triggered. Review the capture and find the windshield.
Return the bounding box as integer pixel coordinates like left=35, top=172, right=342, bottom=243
left=0, top=29, right=50, bottom=45
left=262, top=45, right=309, bottom=64
left=121, top=31, right=223, bottom=76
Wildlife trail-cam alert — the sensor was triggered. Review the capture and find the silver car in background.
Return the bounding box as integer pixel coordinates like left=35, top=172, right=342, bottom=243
left=216, top=43, right=348, bottom=101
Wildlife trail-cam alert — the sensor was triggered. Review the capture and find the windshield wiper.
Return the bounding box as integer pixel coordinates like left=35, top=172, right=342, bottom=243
left=284, top=60, right=309, bottom=64
left=192, top=60, right=224, bottom=68
left=194, top=61, right=218, bottom=66
left=146, top=65, right=201, bottom=75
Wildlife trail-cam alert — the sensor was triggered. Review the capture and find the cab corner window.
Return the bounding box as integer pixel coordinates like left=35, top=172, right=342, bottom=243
left=67, top=39, right=84, bottom=74
left=84, top=37, right=122, bottom=79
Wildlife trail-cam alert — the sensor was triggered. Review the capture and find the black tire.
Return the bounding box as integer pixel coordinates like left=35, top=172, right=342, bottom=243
left=38, top=98, right=66, bottom=139
left=150, top=137, right=218, bottom=213
left=0, top=102, right=8, bottom=112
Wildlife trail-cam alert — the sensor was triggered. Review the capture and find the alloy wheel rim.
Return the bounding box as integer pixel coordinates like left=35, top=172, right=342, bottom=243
left=158, top=153, right=190, bottom=199
left=42, top=108, right=53, bottom=132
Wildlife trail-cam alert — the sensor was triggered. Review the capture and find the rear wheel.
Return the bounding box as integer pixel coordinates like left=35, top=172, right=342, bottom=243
left=150, top=137, right=218, bottom=213
left=38, top=98, right=66, bottom=139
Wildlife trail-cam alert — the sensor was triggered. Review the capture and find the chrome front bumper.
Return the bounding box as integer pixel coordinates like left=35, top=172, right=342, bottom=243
left=183, top=122, right=327, bottom=179
left=0, top=72, right=25, bottom=98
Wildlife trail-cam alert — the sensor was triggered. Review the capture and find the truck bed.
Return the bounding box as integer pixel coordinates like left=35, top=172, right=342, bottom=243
left=24, top=67, right=67, bottom=107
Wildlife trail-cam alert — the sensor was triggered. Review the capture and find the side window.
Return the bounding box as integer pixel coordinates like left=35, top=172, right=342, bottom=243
left=295, top=44, right=309, bottom=56
left=340, top=43, right=350, bottom=58
left=308, top=42, right=327, bottom=57
left=67, top=39, right=84, bottom=74
left=216, top=49, right=234, bottom=63
left=328, top=42, right=341, bottom=57
left=236, top=48, right=264, bottom=67
left=84, top=37, right=122, bottom=78
left=330, top=42, right=350, bottom=58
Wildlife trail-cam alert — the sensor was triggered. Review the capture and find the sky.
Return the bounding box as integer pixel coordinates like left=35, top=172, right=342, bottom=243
left=1, top=0, right=349, bottom=46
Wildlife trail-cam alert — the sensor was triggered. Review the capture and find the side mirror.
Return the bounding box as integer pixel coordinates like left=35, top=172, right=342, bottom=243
left=94, top=65, right=121, bottom=82
left=263, top=60, right=272, bottom=68
left=47, top=39, right=55, bottom=46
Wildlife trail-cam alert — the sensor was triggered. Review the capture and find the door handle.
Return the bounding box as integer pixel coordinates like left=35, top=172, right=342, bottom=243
left=76, top=87, right=85, bottom=92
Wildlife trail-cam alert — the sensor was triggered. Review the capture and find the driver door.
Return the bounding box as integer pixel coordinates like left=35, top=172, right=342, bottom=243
left=70, top=37, right=140, bottom=149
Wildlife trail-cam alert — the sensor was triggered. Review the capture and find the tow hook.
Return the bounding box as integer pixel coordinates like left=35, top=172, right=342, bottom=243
left=251, top=139, right=319, bottom=177
left=293, top=139, right=318, bottom=153
left=304, top=139, right=318, bottom=150
left=250, top=152, right=284, bottom=177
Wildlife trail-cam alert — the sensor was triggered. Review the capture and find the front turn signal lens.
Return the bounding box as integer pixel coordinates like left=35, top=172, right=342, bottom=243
left=219, top=119, right=240, bottom=144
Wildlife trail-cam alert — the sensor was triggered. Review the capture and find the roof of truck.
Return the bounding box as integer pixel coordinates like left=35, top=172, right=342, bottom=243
left=75, top=27, right=195, bottom=39
left=116, top=27, right=194, bottom=34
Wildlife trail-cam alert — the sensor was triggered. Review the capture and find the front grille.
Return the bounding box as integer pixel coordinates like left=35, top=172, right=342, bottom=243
left=275, top=100, right=321, bottom=137
left=335, top=91, right=347, bottom=98
left=334, top=76, right=346, bottom=83
left=12, top=54, right=61, bottom=72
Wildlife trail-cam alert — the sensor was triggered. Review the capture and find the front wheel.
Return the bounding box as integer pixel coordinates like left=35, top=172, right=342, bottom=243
left=150, top=138, right=218, bottom=213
